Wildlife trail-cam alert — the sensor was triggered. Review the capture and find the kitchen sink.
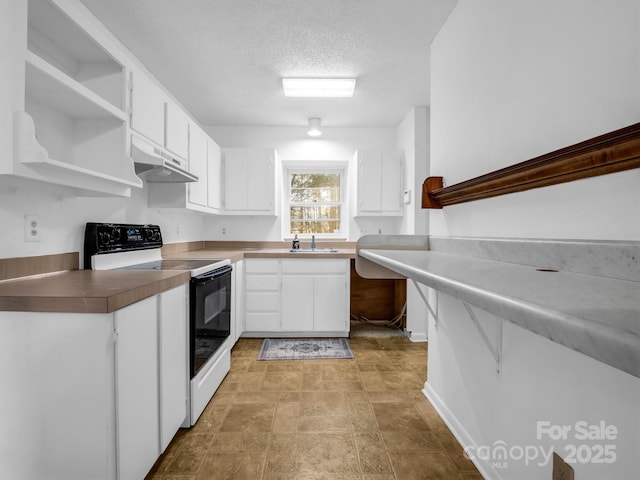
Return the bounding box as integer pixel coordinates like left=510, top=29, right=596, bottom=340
left=288, top=248, right=341, bottom=253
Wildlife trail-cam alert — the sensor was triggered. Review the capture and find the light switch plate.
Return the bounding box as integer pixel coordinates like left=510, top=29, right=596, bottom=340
left=403, top=189, right=411, bottom=204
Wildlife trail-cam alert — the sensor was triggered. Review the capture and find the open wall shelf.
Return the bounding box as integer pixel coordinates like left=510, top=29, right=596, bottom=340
left=422, top=122, right=640, bottom=208
left=12, top=0, right=142, bottom=197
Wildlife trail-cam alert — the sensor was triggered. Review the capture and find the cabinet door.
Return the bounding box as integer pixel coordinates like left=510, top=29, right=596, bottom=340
left=187, top=123, right=208, bottom=207
left=222, top=149, right=248, bottom=211
left=158, top=285, right=188, bottom=452
left=357, top=150, right=403, bottom=216
left=314, top=275, right=349, bottom=332
left=223, top=148, right=275, bottom=214
left=130, top=69, right=165, bottom=146
left=358, top=150, right=383, bottom=213
left=244, top=260, right=281, bottom=333
left=207, top=138, right=222, bottom=211
left=233, top=260, right=244, bottom=342
left=380, top=150, right=403, bottom=213
left=281, top=275, right=314, bottom=332
left=247, top=149, right=274, bottom=212
left=115, top=296, right=159, bottom=480
left=165, top=100, right=190, bottom=159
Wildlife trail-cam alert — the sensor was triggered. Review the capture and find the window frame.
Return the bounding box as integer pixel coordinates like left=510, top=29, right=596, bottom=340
left=282, top=162, right=348, bottom=240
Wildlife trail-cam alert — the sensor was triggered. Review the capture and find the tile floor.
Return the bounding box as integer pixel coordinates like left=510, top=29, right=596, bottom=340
left=146, top=335, right=483, bottom=480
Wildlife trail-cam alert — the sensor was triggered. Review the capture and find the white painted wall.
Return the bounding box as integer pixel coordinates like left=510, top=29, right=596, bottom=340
left=396, top=107, right=430, bottom=236
left=204, top=125, right=400, bottom=241
left=427, top=1, right=640, bottom=479
left=0, top=176, right=204, bottom=264
left=397, top=108, right=431, bottom=341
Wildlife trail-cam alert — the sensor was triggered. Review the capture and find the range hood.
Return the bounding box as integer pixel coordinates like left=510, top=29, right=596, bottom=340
left=131, top=134, right=198, bottom=183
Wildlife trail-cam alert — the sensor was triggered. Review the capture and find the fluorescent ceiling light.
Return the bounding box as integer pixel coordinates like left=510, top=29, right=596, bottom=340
left=283, top=78, right=356, bottom=97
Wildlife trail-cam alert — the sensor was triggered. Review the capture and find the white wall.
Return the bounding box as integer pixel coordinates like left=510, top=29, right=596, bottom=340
left=396, top=107, right=430, bottom=236
left=427, top=1, right=640, bottom=479
left=204, top=125, right=400, bottom=241
left=0, top=176, right=204, bottom=264
left=430, top=0, right=640, bottom=241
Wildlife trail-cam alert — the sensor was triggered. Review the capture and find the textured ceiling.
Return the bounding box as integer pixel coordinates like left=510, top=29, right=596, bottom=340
left=79, top=0, right=457, bottom=128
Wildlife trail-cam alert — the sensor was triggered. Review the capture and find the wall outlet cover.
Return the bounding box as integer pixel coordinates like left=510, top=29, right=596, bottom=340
left=24, top=214, right=41, bottom=242
left=552, top=452, right=574, bottom=480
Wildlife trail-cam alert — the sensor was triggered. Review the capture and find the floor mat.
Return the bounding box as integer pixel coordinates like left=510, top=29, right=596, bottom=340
left=257, top=338, right=354, bottom=361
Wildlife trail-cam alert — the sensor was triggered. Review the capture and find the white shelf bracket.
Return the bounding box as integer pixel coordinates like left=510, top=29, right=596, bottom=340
left=411, top=279, right=438, bottom=330
left=462, top=302, right=503, bottom=374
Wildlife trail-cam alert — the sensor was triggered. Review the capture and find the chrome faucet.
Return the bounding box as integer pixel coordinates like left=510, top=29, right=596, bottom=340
left=311, top=234, right=316, bottom=250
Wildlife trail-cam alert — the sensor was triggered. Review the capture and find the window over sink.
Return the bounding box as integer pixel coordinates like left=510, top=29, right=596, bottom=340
left=284, top=165, right=346, bottom=239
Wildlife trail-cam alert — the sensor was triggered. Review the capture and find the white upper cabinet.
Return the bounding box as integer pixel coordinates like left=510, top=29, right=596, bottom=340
left=222, top=148, right=276, bottom=215
left=129, top=68, right=166, bottom=147
left=148, top=124, right=223, bottom=215
left=207, top=138, right=223, bottom=212
left=11, top=0, right=142, bottom=196
left=165, top=100, right=190, bottom=160
left=187, top=122, right=208, bottom=207
left=354, top=149, right=404, bottom=216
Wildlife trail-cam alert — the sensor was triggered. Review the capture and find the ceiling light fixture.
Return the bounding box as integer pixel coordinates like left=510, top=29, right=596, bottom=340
left=283, top=78, right=356, bottom=97
left=307, top=118, right=322, bottom=137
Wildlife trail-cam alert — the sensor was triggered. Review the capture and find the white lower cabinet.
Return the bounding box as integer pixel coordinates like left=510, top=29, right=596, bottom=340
left=0, top=284, right=188, bottom=480
left=158, top=284, right=189, bottom=452
left=243, top=258, right=350, bottom=337
left=115, top=296, right=160, bottom=480
left=244, top=259, right=281, bottom=333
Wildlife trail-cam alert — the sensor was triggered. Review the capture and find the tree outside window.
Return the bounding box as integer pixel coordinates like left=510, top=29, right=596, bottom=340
left=288, top=170, right=343, bottom=235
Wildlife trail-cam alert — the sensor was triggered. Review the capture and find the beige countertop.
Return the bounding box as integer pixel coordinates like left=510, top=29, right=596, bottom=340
left=163, top=247, right=356, bottom=261
left=0, top=270, right=190, bottom=313
left=0, top=243, right=355, bottom=314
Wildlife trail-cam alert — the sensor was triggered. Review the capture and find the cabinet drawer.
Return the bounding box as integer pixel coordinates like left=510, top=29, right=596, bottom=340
left=245, top=259, right=280, bottom=274
left=245, top=274, right=280, bottom=291
left=281, top=259, right=346, bottom=274
left=245, top=313, right=281, bottom=332
left=246, top=291, right=279, bottom=311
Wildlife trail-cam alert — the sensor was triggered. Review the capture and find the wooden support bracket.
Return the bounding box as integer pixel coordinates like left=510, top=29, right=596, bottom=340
left=421, top=176, right=443, bottom=209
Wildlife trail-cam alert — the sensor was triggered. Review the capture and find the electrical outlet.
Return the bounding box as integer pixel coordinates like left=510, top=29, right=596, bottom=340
left=552, top=452, right=574, bottom=480
left=24, top=215, right=41, bottom=242
left=221, top=227, right=226, bottom=235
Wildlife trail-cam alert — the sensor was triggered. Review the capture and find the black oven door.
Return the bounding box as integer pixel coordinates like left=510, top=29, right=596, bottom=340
left=190, top=264, right=232, bottom=377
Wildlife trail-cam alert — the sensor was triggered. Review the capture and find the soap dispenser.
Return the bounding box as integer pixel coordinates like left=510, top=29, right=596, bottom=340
left=292, top=234, right=300, bottom=250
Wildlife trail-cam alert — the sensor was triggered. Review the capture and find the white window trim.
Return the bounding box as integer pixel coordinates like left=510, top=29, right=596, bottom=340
left=282, top=161, right=348, bottom=240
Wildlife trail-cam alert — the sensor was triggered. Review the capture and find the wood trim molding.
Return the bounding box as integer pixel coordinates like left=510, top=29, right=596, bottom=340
left=422, top=122, right=640, bottom=209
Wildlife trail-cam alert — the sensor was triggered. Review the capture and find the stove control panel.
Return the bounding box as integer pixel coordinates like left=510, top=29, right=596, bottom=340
left=84, top=223, right=163, bottom=269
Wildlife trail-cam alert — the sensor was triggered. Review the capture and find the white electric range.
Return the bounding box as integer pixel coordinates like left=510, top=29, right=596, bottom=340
left=84, top=222, right=232, bottom=426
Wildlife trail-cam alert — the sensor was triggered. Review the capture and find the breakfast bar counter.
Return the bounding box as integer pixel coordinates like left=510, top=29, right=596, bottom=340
left=358, top=238, right=640, bottom=378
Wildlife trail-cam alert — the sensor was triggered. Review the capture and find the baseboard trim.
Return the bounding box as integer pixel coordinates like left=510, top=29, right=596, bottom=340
left=409, top=332, right=428, bottom=342
left=422, top=381, right=503, bottom=480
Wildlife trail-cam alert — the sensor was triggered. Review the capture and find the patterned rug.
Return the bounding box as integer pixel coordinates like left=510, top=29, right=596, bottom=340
left=257, top=338, right=354, bottom=361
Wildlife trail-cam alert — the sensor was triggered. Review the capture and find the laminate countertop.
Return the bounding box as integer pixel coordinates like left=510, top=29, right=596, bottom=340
left=163, top=248, right=356, bottom=261
left=0, top=246, right=356, bottom=314
left=0, top=270, right=190, bottom=313
left=359, top=248, right=640, bottom=378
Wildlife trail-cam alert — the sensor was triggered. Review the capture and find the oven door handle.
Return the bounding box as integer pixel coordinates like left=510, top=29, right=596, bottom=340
left=192, top=265, right=232, bottom=284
